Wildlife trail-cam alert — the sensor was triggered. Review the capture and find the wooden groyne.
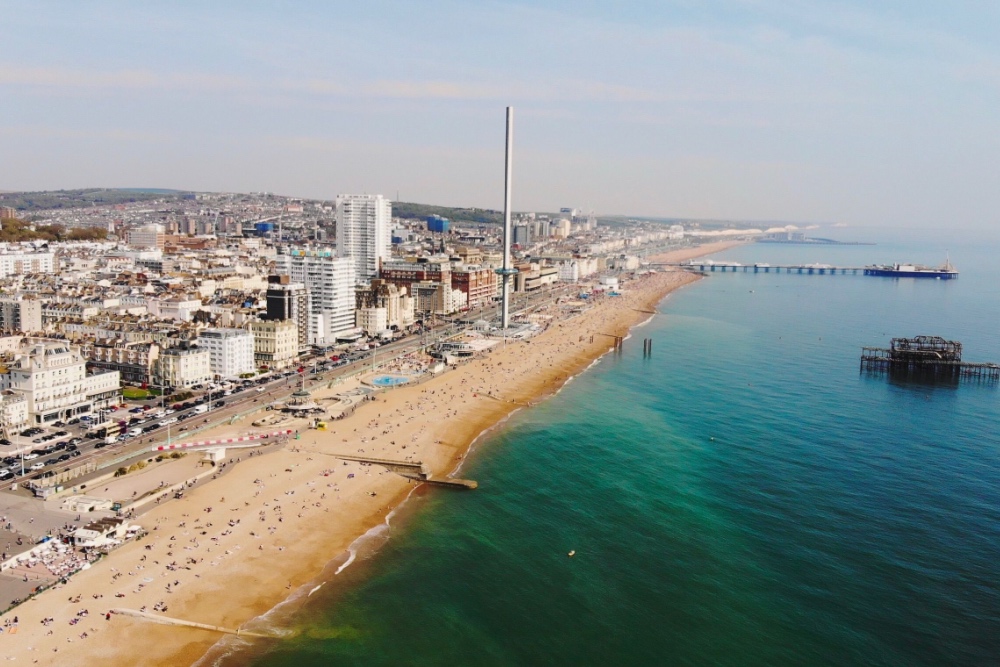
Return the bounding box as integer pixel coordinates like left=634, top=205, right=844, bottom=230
left=596, top=332, right=625, bottom=351
left=316, top=453, right=478, bottom=489
left=111, top=608, right=274, bottom=637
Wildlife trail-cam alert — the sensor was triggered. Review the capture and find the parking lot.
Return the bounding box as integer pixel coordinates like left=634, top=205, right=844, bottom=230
left=0, top=370, right=315, bottom=487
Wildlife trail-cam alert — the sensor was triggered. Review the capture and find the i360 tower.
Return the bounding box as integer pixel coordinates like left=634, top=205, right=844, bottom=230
left=496, top=107, right=518, bottom=330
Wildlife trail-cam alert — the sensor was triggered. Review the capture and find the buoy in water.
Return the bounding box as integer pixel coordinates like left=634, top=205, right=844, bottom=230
left=568, top=550, right=576, bottom=558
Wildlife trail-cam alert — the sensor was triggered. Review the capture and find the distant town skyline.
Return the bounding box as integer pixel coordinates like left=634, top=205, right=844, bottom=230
left=2, top=1, right=999, bottom=229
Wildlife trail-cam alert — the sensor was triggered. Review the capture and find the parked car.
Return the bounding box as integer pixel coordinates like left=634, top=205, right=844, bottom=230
left=94, top=442, right=108, bottom=449
left=52, top=421, right=66, bottom=428
left=24, top=453, right=39, bottom=461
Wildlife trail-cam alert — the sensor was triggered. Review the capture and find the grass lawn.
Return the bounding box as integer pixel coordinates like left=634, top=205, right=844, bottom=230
left=122, top=387, right=150, bottom=400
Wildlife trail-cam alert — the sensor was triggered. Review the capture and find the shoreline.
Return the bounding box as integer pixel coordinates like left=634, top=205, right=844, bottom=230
left=0, top=240, right=740, bottom=667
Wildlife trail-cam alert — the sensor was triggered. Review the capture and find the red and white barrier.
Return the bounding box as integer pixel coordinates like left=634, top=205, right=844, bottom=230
left=152, top=430, right=294, bottom=452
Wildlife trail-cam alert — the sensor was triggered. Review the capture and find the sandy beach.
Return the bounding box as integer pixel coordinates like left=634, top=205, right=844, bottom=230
left=0, top=241, right=740, bottom=666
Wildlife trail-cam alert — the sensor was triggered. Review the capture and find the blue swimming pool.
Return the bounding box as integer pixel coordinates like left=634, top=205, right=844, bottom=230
left=371, top=375, right=412, bottom=387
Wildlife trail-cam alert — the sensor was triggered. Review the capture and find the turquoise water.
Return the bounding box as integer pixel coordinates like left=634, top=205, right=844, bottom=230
left=370, top=375, right=412, bottom=387
left=228, top=229, right=1000, bottom=666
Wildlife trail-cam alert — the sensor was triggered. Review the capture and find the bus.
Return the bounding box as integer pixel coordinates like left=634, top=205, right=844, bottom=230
left=94, top=422, right=123, bottom=440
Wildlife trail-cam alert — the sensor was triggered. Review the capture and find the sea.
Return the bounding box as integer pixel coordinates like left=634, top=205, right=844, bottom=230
left=214, top=227, right=1000, bottom=667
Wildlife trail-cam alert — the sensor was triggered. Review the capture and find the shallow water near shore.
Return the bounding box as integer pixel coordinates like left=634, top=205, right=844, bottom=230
left=229, top=229, right=1000, bottom=667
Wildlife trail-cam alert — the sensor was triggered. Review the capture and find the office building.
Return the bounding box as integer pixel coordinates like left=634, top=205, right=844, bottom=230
left=427, top=215, right=450, bottom=233
left=127, top=223, right=166, bottom=250
left=512, top=224, right=532, bottom=247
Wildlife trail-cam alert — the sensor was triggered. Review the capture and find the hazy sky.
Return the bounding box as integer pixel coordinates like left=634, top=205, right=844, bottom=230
left=2, top=1, right=999, bottom=227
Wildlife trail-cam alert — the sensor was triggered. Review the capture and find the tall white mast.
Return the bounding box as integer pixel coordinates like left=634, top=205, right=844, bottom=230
left=499, top=107, right=516, bottom=330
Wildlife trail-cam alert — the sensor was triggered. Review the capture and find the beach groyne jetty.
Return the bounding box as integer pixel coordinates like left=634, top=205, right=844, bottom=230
left=327, top=453, right=478, bottom=489
left=111, top=608, right=274, bottom=637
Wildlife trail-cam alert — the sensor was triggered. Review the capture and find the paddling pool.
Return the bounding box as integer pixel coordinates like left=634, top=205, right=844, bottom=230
left=371, top=375, right=412, bottom=387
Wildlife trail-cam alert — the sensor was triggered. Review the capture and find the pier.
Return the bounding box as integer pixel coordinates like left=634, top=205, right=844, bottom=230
left=653, top=262, right=866, bottom=275
left=860, top=336, right=1000, bottom=382
left=319, top=453, right=478, bottom=489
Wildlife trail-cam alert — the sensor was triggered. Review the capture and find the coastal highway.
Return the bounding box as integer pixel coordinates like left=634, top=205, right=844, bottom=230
left=0, top=282, right=580, bottom=494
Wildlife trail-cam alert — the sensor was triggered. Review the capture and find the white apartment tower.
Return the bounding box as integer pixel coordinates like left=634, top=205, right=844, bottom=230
left=335, top=194, right=391, bottom=285
left=196, top=328, right=255, bottom=379
left=277, top=249, right=356, bottom=344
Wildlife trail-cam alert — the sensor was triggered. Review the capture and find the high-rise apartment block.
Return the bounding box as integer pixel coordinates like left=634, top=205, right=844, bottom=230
left=0, top=297, right=43, bottom=333
left=277, top=249, right=356, bottom=344
left=335, top=194, right=391, bottom=285
left=196, top=328, right=255, bottom=378
left=265, top=275, right=310, bottom=351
